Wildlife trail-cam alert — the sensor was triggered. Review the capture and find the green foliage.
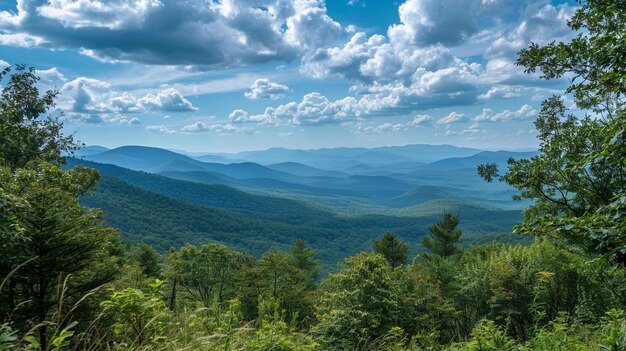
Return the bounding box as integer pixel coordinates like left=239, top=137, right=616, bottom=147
left=243, top=322, right=318, bottom=351
left=0, top=65, right=78, bottom=171
left=598, top=310, right=626, bottom=351
left=130, top=243, right=162, bottom=278
left=101, top=279, right=171, bottom=346
left=517, top=0, right=626, bottom=111
left=290, top=240, right=320, bottom=285
left=166, top=243, right=244, bottom=310
left=0, top=323, right=16, bottom=351
left=257, top=250, right=316, bottom=325
left=314, top=252, right=399, bottom=349
left=465, top=320, right=516, bottom=351
left=374, top=232, right=408, bottom=267
left=479, top=0, right=626, bottom=265
left=421, top=212, right=463, bottom=258
left=0, top=161, right=121, bottom=346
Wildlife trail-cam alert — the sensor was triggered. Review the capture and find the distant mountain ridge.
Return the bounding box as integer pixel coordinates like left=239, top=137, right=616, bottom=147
left=77, top=144, right=535, bottom=210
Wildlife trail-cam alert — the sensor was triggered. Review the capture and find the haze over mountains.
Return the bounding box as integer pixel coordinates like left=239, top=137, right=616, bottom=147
left=71, top=143, right=535, bottom=268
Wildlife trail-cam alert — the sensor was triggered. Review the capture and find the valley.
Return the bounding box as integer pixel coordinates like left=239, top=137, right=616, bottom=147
left=71, top=143, right=532, bottom=268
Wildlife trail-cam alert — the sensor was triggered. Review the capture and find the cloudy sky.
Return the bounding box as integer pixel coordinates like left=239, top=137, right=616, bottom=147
left=0, top=0, right=577, bottom=152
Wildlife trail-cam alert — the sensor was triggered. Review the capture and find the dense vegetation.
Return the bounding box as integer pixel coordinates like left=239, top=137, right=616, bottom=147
left=1, top=1, right=626, bottom=349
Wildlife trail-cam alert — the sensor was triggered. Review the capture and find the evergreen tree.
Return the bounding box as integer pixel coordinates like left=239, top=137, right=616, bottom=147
left=130, top=243, right=161, bottom=278
left=0, top=65, right=120, bottom=347
left=373, top=232, right=408, bottom=267
left=421, top=212, right=463, bottom=258
left=289, top=239, right=320, bottom=285
left=0, top=162, right=121, bottom=347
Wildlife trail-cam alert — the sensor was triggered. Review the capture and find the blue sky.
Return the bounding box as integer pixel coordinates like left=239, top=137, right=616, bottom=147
left=0, top=0, right=578, bottom=152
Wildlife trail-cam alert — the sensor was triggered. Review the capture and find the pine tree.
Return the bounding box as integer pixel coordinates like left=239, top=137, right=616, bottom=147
left=421, top=212, right=463, bottom=258
left=0, top=163, right=121, bottom=347
left=373, top=232, right=408, bottom=267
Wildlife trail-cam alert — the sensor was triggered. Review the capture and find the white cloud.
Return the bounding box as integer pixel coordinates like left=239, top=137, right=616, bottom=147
left=181, top=121, right=240, bottom=134
left=473, top=104, right=537, bottom=123
left=390, top=0, right=506, bottom=47
left=354, top=113, right=433, bottom=134
left=478, top=86, right=523, bottom=100
left=408, top=114, right=433, bottom=126
left=296, top=1, right=578, bottom=121
left=138, top=88, right=197, bottom=112
left=228, top=109, right=276, bottom=124
left=36, top=67, right=67, bottom=88
left=480, top=4, right=576, bottom=85
left=0, top=0, right=342, bottom=68
left=57, top=77, right=197, bottom=119
left=437, top=112, right=468, bottom=125
left=146, top=124, right=177, bottom=134
left=244, top=78, right=289, bottom=100
left=356, top=122, right=407, bottom=134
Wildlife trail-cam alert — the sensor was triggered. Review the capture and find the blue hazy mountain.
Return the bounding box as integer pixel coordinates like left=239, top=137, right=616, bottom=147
left=267, top=162, right=349, bottom=177
left=417, top=150, right=538, bottom=171
left=73, top=145, right=109, bottom=157
left=77, top=144, right=534, bottom=210
left=82, top=145, right=296, bottom=181
left=83, top=145, right=207, bottom=172
left=202, top=144, right=483, bottom=167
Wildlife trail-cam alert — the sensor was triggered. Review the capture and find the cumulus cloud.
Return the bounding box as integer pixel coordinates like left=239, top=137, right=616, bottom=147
left=356, top=122, right=408, bottom=134
left=408, top=114, right=433, bottom=126
left=228, top=109, right=275, bottom=124
left=181, top=121, right=240, bottom=134
left=473, top=104, right=537, bottom=123
left=480, top=3, right=576, bottom=85
left=57, top=77, right=197, bottom=119
left=437, top=112, right=468, bottom=125
left=36, top=67, right=67, bottom=88
left=478, top=86, right=523, bottom=100
left=226, top=76, right=481, bottom=127
left=390, top=0, right=507, bottom=47
left=294, top=1, right=578, bottom=121
left=244, top=78, right=289, bottom=100
left=138, top=88, right=197, bottom=112
left=0, top=0, right=342, bottom=68
left=355, top=113, right=433, bottom=134
left=146, top=124, right=177, bottom=133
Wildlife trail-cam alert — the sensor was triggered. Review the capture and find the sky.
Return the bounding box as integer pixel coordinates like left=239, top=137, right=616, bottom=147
left=0, top=0, right=579, bottom=153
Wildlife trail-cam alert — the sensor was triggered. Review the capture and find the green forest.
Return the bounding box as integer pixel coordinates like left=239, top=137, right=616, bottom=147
left=1, top=1, right=626, bottom=350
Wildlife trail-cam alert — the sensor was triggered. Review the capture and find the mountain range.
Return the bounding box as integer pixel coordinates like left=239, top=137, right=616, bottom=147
left=69, top=143, right=535, bottom=268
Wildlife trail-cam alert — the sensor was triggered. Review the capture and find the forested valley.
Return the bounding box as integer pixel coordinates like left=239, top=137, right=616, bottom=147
left=1, top=1, right=626, bottom=350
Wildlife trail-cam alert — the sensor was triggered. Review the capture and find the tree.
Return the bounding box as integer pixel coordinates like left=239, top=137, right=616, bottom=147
left=0, top=65, right=78, bottom=171
left=130, top=243, right=161, bottom=278
left=373, top=232, right=408, bottom=268
left=0, top=162, right=121, bottom=347
left=166, top=244, right=240, bottom=309
left=421, top=212, right=463, bottom=258
left=478, top=0, right=626, bottom=265
left=257, top=250, right=315, bottom=324
left=313, top=253, right=399, bottom=349
left=289, top=240, right=320, bottom=286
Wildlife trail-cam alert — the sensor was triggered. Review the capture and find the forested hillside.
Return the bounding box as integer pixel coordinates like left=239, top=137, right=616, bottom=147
left=68, top=158, right=522, bottom=267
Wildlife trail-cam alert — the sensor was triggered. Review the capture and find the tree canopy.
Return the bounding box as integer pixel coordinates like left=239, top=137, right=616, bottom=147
left=0, top=65, right=78, bottom=171
left=478, top=0, right=626, bottom=265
